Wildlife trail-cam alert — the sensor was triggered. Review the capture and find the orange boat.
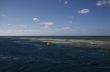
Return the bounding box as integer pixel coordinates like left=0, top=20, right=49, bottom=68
left=47, top=40, right=52, bottom=46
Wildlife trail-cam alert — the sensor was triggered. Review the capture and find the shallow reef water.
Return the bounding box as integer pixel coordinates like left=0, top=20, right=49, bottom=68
left=0, top=37, right=110, bottom=72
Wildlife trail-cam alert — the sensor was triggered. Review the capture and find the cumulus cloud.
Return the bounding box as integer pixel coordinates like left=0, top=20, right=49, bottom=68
left=109, top=0, right=110, bottom=5
left=107, top=0, right=110, bottom=6
left=43, top=25, right=52, bottom=30
left=39, top=21, right=73, bottom=33
left=78, top=9, right=90, bottom=14
left=33, top=17, right=39, bottom=22
left=96, top=0, right=110, bottom=6
left=7, top=24, right=12, bottom=26
left=39, top=22, right=54, bottom=30
left=64, top=1, right=68, bottom=5
left=109, top=0, right=110, bottom=6
left=39, top=22, right=54, bottom=25
left=0, top=21, right=74, bottom=36
left=96, top=0, right=107, bottom=6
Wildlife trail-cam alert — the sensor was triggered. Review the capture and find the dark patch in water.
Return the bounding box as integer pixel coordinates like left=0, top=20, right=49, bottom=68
left=0, top=37, right=110, bottom=72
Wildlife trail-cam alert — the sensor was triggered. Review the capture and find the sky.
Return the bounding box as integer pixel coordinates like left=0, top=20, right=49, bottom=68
left=0, top=0, right=110, bottom=36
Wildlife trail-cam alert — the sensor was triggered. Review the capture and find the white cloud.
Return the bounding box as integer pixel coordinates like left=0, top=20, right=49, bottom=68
left=0, top=26, right=74, bottom=36
left=7, top=24, right=12, bottom=26
left=4, top=23, right=23, bottom=27
left=57, top=27, right=72, bottom=31
left=0, top=29, right=35, bottom=36
left=0, top=22, right=75, bottom=36
left=39, top=22, right=54, bottom=25
left=1, top=24, right=29, bottom=31
left=96, top=0, right=110, bottom=6
left=64, top=1, right=68, bottom=5
left=39, top=21, right=73, bottom=33
left=78, top=9, right=90, bottom=14
left=33, top=17, right=39, bottom=22
left=42, top=25, right=52, bottom=30
left=96, top=0, right=107, bottom=6
left=39, top=22, right=54, bottom=30
left=109, top=0, right=110, bottom=6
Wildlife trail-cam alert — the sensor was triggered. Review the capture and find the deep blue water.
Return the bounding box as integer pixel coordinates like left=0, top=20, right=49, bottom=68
left=0, top=37, right=110, bottom=72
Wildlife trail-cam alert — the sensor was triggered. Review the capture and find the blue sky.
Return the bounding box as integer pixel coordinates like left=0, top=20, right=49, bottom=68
left=0, top=0, right=110, bottom=36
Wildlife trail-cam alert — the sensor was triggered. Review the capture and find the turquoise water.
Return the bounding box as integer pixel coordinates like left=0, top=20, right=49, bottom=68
left=0, top=37, right=110, bottom=72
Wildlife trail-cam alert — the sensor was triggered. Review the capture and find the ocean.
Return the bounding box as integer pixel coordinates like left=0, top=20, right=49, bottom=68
left=0, top=36, right=110, bottom=72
